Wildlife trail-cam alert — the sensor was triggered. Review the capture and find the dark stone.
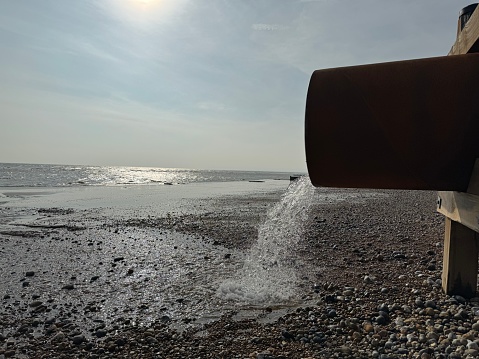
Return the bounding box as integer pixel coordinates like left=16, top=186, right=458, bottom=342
left=160, top=315, right=171, bottom=323
left=378, top=311, right=389, bottom=320
left=4, top=350, right=16, bottom=357
left=281, top=330, right=295, bottom=340
left=95, top=329, right=107, bottom=338
left=45, top=317, right=56, bottom=325
left=454, top=295, right=467, bottom=304
left=115, top=338, right=127, bottom=346
left=376, top=315, right=387, bottom=325
left=324, top=295, right=337, bottom=303
left=425, top=300, right=436, bottom=308
left=378, top=303, right=389, bottom=312
left=145, top=337, right=158, bottom=345
left=327, top=309, right=337, bottom=318
left=72, top=335, right=85, bottom=345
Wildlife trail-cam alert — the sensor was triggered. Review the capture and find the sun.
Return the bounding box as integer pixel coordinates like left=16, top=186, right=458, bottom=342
left=104, top=0, right=185, bottom=28
left=135, top=0, right=160, bottom=8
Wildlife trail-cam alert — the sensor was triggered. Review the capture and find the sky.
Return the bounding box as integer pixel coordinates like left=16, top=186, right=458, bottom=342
left=0, top=0, right=465, bottom=172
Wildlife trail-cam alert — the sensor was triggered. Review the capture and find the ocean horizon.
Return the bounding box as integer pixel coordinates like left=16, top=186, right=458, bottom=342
left=0, top=162, right=303, bottom=188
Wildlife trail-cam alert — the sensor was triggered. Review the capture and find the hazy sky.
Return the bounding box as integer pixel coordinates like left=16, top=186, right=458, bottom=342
left=0, top=1, right=464, bottom=172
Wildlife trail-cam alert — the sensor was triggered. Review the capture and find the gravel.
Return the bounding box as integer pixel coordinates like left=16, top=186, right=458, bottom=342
left=2, top=186, right=477, bottom=358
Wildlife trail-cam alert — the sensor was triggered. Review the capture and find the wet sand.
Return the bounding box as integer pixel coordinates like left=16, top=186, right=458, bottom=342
left=2, top=182, right=475, bottom=359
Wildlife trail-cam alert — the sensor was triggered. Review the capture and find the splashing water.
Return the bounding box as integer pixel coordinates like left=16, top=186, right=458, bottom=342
left=217, top=176, right=316, bottom=305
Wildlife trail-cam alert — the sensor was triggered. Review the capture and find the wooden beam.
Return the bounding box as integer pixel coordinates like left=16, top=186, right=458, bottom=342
left=442, top=218, right=478, bottom=298
left=438, top=158, right=479, bottom=297
left=439, top=5, right=479, bottom=297
left=449, top=6, right=479, bottom=55
left=437, top=191, right=479, bottom=233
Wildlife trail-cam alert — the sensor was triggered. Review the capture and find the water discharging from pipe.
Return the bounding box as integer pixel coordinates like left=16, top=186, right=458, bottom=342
left=217, top=176, right=315, bottom=305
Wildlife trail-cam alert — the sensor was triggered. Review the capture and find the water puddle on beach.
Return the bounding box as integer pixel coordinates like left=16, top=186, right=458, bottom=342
left=216, top=176, right=315, bottom=308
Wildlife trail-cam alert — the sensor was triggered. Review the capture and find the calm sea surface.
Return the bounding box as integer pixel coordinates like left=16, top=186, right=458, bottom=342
left=0, top=163, right=299, bottom=188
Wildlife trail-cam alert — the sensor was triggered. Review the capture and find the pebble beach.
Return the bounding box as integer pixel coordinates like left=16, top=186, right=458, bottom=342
left=2, top=179, right=478, bottom=359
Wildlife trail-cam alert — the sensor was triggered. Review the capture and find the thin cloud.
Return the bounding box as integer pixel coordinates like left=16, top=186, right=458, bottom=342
left=251, top=24, right=290, bottom=31
left=73, top=40, right=123, bottom=64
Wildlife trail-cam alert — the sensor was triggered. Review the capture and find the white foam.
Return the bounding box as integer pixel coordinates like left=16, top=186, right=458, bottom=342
left=217, top=177, right=315, bottom=305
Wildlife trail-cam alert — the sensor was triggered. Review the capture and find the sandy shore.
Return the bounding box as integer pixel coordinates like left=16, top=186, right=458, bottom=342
left=2, top=182, right=478, bottom=358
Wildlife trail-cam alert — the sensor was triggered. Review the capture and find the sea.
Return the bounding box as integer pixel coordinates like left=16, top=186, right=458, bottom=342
left=0, top=162, right=299, bottom=188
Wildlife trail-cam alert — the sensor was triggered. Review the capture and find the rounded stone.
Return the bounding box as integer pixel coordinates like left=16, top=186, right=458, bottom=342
left=363, top=323, right=374, bottom=333
left=378, top=303, right=389, bottom=312
left=465, top=348, right=479, bottom=357
left=364, top=276, right=373, bottom=284
left=467, top=341, right=479, bottom=350
left=415, top=298, right=424, bottom=308
left=72, top=335, right=85, bottom=345
left=96, top=329, right=108, bottom=338
left=425, top=300, right=436, bottom=308
left=51, top=332, right=66, bottom=343
left=376, top=315, right=387, bottom=325
left=327, top=309, right=337, bottom=318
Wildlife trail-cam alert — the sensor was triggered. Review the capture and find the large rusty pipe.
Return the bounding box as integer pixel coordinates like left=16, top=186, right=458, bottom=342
left=305, top=53, right=479, bottom=191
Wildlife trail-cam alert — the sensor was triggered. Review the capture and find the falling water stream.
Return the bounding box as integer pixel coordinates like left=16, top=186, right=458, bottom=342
left=217, top=176, right=316, bottom=305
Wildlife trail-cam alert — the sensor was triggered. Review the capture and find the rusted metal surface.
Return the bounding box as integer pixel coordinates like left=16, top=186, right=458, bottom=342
left=305, top=53, right=479, bottom=190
